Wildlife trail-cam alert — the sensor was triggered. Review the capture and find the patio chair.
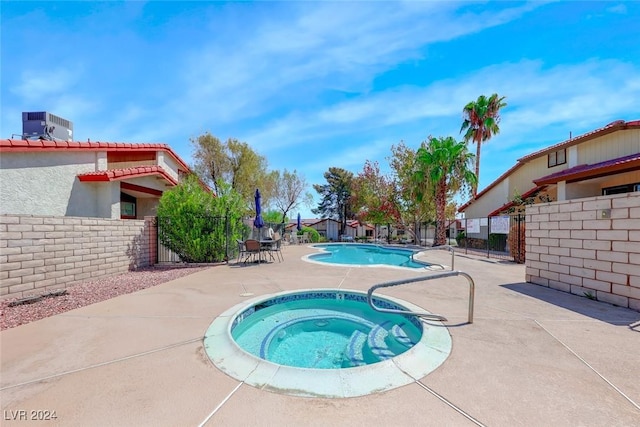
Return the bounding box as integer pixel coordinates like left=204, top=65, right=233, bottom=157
left=236, top=239, right=246, bottom=263
left=267, top=233, right=284, bottom=262
left=243, top=239, right=262, bottom=264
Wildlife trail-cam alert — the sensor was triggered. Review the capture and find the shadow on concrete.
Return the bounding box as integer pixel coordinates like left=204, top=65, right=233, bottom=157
left=502, top=282, right=640, bottom=328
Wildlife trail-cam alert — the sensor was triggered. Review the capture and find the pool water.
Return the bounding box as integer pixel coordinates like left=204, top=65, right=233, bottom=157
left=309, top=243, right=429, bottom=268
left=231, top=293, right=422, bottom=369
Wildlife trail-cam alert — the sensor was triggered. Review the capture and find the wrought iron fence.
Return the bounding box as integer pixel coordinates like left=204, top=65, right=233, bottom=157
left=452, top=214, right=526, bottom=263
left=241, top=221, right=287, bottom=241
left=156, top=214, right=246, bottom=264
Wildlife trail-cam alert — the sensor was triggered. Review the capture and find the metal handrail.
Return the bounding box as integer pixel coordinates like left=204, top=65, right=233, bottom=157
left=412, top=244, right=456, bottom=270
left=366, top=270, right=475, bottom=324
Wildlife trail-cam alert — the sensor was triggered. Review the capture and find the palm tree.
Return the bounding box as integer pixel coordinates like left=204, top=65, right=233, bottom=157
left=460, top=93, right=507, bottom=195
left=413, top=136, right=476, bottom=246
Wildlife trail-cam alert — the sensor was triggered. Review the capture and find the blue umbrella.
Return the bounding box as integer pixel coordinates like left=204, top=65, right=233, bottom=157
left=253, top=189, right=264, bottom=229
left=297, top=212, right=302, bottom=231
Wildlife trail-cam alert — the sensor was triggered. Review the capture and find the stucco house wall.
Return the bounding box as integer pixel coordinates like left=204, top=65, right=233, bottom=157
left=525, top=193, right=639, bottom=312
left=157, top=151, right=181, bottom=182
left=0, top=151, right=107, bottom=217
left=462, top=179, right=509, bottom=219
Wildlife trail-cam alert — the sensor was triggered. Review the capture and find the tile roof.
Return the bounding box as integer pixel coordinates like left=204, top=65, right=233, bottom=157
left=77, top=166, right=178, bottom=185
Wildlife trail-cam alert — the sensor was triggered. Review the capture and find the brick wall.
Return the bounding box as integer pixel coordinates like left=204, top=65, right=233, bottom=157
left=0, top=215, right=156, bottom=299
left=525, top=193, right=640, bottom=312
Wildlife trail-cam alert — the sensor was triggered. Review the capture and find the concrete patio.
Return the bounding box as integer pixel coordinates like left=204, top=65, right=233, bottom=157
left=1, top=244, right=639, bottom=426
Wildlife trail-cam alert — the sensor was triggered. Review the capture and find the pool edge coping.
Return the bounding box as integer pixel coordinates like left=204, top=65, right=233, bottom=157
left=203, top=288, right=452, bottom=398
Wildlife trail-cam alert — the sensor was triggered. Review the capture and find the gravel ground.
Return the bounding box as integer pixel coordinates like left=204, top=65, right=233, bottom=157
left=0, top=266, right=211, bottom=331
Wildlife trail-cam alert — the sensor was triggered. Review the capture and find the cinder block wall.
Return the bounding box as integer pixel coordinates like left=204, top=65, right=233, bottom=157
left=525, top=193, right=640, bottom=311
left=0, top=215, right=156, bottom=299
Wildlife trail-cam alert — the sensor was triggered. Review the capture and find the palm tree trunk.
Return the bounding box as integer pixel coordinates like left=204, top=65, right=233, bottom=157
left=474, top=136, right=481, bottom=196
left=435, top=179, right=447, bottom=246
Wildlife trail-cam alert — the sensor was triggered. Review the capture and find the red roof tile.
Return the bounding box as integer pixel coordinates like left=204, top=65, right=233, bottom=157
left=77, top=166, right=179, bottom=185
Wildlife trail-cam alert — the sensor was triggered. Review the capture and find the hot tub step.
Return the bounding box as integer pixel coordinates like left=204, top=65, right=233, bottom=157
left=367, top=321, right=394, bottom=360
left=346, top=330, right=367, bottom=367
left=390, top=323, right=416, bottom=348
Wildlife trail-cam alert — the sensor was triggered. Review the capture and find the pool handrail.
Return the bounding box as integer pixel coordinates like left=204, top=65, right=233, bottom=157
left=366, top=270, right=475, bottom=324
left=411, top=244, right=456, bottom=270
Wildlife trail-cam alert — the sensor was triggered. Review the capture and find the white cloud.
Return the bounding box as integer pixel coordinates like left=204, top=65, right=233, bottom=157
left=11, top=68, right=82, bottom=101
left=161, top=1, right=548, bottom=136
left=607, top=4, right=628, bottom=14
left=242, top=58, right=640, bottom=154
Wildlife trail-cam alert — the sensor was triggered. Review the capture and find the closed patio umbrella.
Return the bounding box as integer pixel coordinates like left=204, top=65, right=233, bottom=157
left=254, top=189, right=264, bottom=229
left=297, top=212, right=302, bottom=231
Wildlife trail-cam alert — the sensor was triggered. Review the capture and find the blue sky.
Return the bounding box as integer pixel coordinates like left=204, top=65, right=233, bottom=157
left=2, top=1, right=639, bottom=218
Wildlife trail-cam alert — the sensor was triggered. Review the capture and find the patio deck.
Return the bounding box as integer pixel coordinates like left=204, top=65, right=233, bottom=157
left=1, top=244, right=639, bottom=426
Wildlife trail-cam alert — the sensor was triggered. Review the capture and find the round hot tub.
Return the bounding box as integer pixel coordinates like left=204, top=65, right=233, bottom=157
left=204, top=289, right=452, bottom=398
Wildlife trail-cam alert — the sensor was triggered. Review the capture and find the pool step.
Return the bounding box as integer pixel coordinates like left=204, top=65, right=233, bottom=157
left=367, top=321, right=394, bottom=361
left=346, top=330, right=367, bottom=367
left=390, top=323, right=416, bottom=349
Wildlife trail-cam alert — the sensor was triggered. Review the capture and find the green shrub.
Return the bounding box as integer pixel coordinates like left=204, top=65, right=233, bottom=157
left=298, top=226, right=320, bottom=243
left=488, top=233, right=507, bottom=251
left=455, top=231, right=466, bottom=246
left=156, top=175, right=245, bottom=263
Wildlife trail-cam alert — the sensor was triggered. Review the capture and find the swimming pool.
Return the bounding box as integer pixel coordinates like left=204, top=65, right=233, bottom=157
left=204, top=289, right=452, bottom=398
left=306, top=243, right=431, bottom=269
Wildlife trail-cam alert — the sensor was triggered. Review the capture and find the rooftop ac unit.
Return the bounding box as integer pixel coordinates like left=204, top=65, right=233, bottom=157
left=22, top=111, right=74, bottom=142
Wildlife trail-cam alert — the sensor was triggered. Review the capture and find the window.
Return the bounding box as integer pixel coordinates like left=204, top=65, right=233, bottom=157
left=603, top=183, right=640, bottom=196
left=548, top=149, right=566, bottom=167
left=120, top=192, right=137, bottom=219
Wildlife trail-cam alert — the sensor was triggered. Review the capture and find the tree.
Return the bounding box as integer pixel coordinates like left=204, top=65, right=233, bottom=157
left=389, top=141, right=433, bottom=243
left=460, top=93, right=507, bottom=195
left=269, top=169, right=313, bottom=223
left=351, top=160, right=399, bottom=242
left=414, top=136, right=476, bottom=246
left=263, top=209, right=287, bottom=224
left=191, top=133, right=269, bottom=207
left=312, top=167, right=354, bottom=235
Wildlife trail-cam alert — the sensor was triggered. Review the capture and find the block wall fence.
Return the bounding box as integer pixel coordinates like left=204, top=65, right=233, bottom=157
left=525, top=193, right=640, bottom=312
left=1, top=215, right=158, bottom=299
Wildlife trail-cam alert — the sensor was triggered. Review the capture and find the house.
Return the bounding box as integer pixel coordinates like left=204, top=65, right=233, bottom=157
left=0, top=139, right=193, bottom=219
left=308, top=218, right=341, bottom=241
left=459, top=119, right=640, bottom=219
left=346, top=219, right=374, bottom=240
left=284, top=218, right=373, bottom=241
